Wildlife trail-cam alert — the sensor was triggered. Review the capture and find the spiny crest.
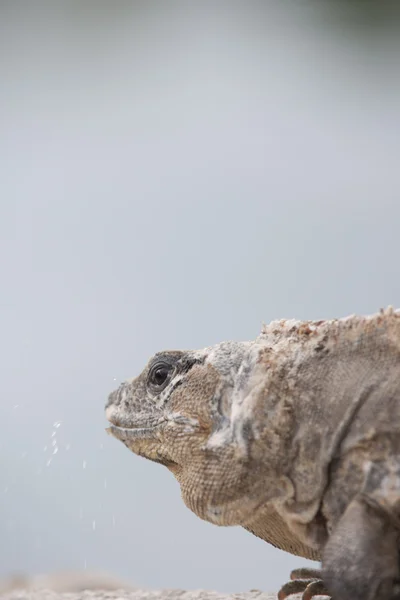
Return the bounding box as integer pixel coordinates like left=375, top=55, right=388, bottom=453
left=259, top=306, right=400, bottom=347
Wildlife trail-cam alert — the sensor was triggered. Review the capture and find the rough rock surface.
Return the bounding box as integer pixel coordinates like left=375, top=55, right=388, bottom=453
left=0, top=573, right=136, bottom=595
left=1, top=591, right=279, bottom=600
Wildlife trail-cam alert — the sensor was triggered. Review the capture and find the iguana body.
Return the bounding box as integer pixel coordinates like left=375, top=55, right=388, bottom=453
left=106, top=308, right=400, bottom=600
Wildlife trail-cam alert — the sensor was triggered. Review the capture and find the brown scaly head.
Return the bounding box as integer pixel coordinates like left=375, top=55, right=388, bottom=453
left=105, top=341, right=280, bottom=527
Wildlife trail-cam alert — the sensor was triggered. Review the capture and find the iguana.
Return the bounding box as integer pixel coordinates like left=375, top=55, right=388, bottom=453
left=106, top=307, right=400, bottom=600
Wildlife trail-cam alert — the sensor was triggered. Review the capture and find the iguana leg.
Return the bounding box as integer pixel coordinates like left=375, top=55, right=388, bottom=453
left=322, top=495, right=400, bottom=600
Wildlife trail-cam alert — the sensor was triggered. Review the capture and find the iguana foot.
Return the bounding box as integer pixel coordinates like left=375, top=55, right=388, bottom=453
left=278, top=568, right=330, bottom=600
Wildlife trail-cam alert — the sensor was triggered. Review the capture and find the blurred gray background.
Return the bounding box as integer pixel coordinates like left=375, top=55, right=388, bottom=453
left=1, top=0, right=400, bottom=593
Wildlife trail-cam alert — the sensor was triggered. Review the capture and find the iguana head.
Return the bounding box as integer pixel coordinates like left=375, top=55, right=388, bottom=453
left=106, top=348, right=211, bottom=467
left=105, top=341, right=271, bottom=525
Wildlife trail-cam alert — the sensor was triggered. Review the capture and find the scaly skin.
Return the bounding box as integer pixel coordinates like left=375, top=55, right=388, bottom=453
left=106, top=308, right=400, bottom=600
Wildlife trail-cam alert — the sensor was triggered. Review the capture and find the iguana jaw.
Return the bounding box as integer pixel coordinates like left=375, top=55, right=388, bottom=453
left=106, top=422, right=179, bottom=467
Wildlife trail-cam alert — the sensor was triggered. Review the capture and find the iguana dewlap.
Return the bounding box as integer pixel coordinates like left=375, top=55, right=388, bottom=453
left=106, top=308, right=400, bottom=600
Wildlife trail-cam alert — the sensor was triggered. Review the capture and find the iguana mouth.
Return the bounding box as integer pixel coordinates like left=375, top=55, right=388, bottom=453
left=105, top=403, right=166, bottom=437
left=106, top=422, right=165, bottom=441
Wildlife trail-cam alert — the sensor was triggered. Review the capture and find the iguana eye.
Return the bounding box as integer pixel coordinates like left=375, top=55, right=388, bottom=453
left=148, top=362, right=173, bottom=391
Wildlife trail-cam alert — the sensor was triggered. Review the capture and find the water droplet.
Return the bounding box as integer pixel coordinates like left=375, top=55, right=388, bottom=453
left=53, top=421, right=61, bottom=428
left=82, top=460, right=87, bottom=469
left=13, top=405, right=19, bottom=409
left=43, top=446, right=48, bottom=452
left=52, top=439, right=57, bottom=447
left=65, top=443, right=71, bottom=451
left=46, top=458, right=52, bottom=467
left=51, top=431, right=56, bottom=438
left=92, top=520, right=96, bottom=531
left=53, top=447, right=58, bottom=455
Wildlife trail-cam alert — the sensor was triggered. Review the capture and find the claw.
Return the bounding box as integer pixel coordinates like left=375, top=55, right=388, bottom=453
left=278, top=578, right=312, bottom=600
left=302, top=579, right=330, bottom=600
